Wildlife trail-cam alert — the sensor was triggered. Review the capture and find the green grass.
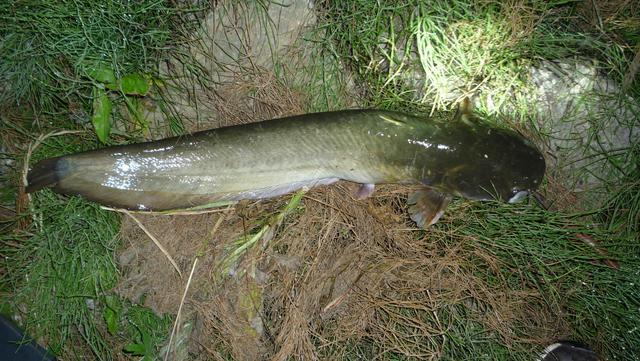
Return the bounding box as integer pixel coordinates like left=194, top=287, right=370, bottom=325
left=1, top=0, right=638, bottom=359
left=448, top=202, right=640, bottom=359
left=0, top=0, right=202, bottom=355
left=2, top=191, right=121, bottom=357
left=597, top=144, right=640, bottom=238
left=0, top=0, right=203, bottom=137
left=318, top=0, right=638, bottom=114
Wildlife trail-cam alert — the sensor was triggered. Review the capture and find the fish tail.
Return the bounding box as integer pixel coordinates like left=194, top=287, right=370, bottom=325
left=26, top=157, right=67, bottom=193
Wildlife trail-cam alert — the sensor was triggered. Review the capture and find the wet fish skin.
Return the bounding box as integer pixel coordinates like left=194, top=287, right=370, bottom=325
left=26, top=109, right=545, bottom=215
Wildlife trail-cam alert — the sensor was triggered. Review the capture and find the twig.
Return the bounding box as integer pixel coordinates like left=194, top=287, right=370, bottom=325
left=623, top=45, right=640, bottom=91
left=164, top=257, right=198, bottom=361
left=123, top=210, right=183, bottom=277
left=164, top=212, right=227, bottom=361
left=101, top=205, right=234, bottom=216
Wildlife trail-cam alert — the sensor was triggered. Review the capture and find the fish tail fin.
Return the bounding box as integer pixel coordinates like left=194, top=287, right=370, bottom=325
left=26, top=157, right=66, bottom=193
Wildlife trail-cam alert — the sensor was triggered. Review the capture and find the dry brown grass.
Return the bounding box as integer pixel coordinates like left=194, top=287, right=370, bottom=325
left=116, top=182, right=568, bottom=360
left=194, top=69, right=308, bottom=132
left=494, top=0, right=544, bottom=47
left=576, top=0, right=638, bottom=34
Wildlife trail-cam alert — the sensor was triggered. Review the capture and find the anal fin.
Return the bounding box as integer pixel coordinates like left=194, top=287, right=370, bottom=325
left=407, top=188, right=452, bottom=228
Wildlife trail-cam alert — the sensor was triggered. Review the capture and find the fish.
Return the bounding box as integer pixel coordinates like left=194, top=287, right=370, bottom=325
left=26, top=103, right=545, bottom=227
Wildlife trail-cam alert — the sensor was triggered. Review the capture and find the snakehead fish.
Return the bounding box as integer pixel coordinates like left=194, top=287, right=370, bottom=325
left=26, top=106, right=545, bottom=227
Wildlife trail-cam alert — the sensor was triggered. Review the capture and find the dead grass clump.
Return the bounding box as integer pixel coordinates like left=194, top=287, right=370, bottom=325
left=195, top=69, right=308, bottom=131
left=315, top=199, right=568, bottom=356
left=116, top=180, right=568, bottom=360
left=495, top=0, right=543, bottom=47
left=576, top=0, right=638, bottom=34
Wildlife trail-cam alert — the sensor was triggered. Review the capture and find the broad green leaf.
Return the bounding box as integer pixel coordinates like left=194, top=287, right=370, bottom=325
left=142, top=329, right=152, bottom=351
left=85, top=63, right=117, bottom=87
left=103, top=295, right=121, bottom=335
left=123, top=343, right=146, bottom=355
left=119, top=73, right=151, bottom=96
left=92, top=86, right=112, bottom=143
left=103, top=307, right=118, bottom=336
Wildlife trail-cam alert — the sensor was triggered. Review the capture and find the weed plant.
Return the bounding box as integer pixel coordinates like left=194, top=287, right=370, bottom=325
left=0, top=0, right=202, bottom=134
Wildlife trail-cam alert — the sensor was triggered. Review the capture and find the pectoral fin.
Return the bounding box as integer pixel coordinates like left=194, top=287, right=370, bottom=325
left=453, top=97, right=475, bottom=125
left=407, top=188, right=452, bottom=228
left=355, top=183, right=375, bottom=200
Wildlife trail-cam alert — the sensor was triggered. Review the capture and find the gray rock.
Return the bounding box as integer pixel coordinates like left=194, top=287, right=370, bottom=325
left=525, top=58, right=638, bottom=197
left=150, top=0, right=317, bottom=131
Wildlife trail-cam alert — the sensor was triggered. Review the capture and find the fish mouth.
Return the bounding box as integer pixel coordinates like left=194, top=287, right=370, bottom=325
left=508, top=190, right=529, bottom=204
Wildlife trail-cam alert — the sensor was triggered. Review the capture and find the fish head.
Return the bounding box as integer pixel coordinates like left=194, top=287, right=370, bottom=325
left=442, top=125, right=546, bottom=203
